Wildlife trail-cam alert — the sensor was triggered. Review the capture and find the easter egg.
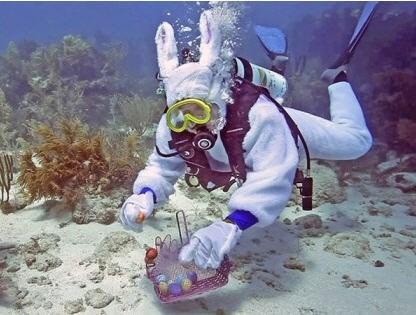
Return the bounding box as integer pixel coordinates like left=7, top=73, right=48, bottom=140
left=146, top=247, right=158, bottom=260
left=155, top=274, right=167, bottom=284
left=158, top=282, right=169, bottom=295
left=186, top=271, right=198, bottom=284
left=168, top=283, right=182, bottom=296
left=135, top=212, right=146, bottom=223
left=181, top=278, right=192, bottom=292
left=174, top=275, right=184, bottom=284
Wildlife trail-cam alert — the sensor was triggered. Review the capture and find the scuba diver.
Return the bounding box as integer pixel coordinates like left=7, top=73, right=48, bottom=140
left=119, top=7, right=374, bottom=270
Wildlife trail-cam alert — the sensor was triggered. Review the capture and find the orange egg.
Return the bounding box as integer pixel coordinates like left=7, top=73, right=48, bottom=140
left=146, top=248, right=158, bottom=260
left=135, top=212, right=146, bottom=223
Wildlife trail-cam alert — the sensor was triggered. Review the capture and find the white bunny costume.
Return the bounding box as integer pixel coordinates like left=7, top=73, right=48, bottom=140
left=120, top=11, right=373, bottom=269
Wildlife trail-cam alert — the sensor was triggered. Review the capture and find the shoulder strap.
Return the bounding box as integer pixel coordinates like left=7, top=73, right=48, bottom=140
left=222, top=78, right=311, bottom=182
left=220, top=80, right=261, bottom=184
left=256, top=84, right=311, bottom=174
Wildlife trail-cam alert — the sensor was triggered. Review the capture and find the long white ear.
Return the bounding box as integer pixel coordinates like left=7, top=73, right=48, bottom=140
left=199, top=11, right=221, bottom=67
left=155, top=22, right=179, bottom=78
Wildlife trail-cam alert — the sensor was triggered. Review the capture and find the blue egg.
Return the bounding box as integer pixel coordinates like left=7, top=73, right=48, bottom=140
left=186, top=271, right=198, bottom=284
left=168, top=283, right=182, bottom=296
left=155, top=274, right=168, bottom=284
left=174, top=275, right=184, bottom=284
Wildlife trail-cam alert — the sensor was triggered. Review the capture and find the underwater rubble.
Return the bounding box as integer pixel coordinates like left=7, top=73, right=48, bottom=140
left=1, top=143, right=416, bottom=314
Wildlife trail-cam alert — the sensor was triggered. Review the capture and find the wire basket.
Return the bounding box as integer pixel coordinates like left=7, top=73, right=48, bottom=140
left=145, top=211, right=232, bottom=303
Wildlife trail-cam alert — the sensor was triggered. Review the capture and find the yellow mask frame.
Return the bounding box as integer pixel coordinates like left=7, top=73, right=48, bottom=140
left=166, top=98, right=212, bottom=133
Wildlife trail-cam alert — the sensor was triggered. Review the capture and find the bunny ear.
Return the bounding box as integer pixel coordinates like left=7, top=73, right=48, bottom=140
left=155, top=22, right=179, bottom=78
left=199, top=11, right=221, bottom=67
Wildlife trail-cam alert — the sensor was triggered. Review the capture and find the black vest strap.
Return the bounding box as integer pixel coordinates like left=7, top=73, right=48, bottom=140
left=255, top=85, right=311, bottom=171
left=169, top=129, right=236, bottom=192
left=220, top=80, right=261, bottom=184
left=160, top=79, right=311, bottom=193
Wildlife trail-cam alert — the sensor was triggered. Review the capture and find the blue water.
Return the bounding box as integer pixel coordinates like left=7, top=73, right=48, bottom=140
left=0, top=2, right=359, bottom=77
left=0, top=2, right=332, bottom=48
left=0, top=1, right=414, bottom=78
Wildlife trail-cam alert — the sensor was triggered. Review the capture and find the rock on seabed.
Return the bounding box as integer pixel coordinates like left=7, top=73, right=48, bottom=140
left=324, top=233, right=373, bottom=260
left=84, top=288, right=114, bottom=309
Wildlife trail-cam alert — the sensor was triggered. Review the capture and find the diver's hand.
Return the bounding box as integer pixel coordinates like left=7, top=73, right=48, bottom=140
left=178, top=221, right=242, bottom=269
left=119, top=192, right=154, bottom=228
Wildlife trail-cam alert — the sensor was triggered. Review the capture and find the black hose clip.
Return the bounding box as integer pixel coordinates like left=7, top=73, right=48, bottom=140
left=294, top=169, right=313, bottom=211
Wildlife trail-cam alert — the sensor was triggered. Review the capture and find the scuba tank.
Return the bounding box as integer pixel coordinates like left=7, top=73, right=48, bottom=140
left=233, top=57, right=287, bottom=102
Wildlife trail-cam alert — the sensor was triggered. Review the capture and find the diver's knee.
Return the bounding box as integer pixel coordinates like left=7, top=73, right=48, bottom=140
left=361, top=131, right=373, bottom=156
left=351, top=129, right=373, bottom=159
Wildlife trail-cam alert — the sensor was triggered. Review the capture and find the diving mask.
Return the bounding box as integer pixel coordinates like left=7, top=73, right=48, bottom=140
left=166, top=98, right=212, bottom=133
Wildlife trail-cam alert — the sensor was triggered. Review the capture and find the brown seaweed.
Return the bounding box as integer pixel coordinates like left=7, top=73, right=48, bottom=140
left=18, top=119, right=144, bottom=207
left=0, top=154, right=13, bottom=203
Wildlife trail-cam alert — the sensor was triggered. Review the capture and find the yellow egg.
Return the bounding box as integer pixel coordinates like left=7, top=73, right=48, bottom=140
left=181, top=278, right=192, bottom=292
left=158, top=281, right=169, bottom=295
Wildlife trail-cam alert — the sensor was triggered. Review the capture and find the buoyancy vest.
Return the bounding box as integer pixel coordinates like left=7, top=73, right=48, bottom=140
left=160, top=79, right=312, bottom=200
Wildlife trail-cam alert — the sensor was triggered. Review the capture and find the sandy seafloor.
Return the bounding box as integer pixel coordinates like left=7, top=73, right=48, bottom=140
left=0, top=162, right=415, bottom=315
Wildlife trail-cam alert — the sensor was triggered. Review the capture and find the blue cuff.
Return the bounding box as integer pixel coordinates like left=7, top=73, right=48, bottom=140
left=139, top=187, right=157, bottom=204
left=226, top=209, right=258, bottom=230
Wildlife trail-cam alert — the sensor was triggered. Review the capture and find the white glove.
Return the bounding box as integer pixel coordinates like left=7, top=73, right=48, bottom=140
left=119, top=192, right=154, bottom=229
left=179, top=221, right=242, bottom=269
